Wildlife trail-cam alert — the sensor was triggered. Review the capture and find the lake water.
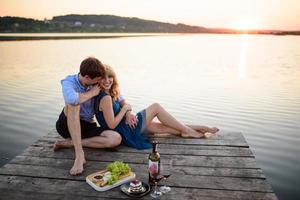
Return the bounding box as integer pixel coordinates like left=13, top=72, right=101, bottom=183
left=0, top=34, right=299, bottom=200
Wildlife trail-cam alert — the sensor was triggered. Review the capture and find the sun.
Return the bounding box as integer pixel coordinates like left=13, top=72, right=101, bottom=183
left=231, top=20, right=260, bottom=31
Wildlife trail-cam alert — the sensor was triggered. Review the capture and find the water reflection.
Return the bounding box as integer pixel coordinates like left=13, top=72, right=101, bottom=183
left=238, top=34, right=248, bottom=79
left=0, top=34, right=300, bottom=200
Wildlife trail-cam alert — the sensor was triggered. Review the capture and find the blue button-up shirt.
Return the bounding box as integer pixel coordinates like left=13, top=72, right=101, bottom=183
left=61, top=74, right=124, bottom=123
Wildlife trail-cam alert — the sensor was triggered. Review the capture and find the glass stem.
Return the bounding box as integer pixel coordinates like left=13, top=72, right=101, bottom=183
left=154, top=182, right=158, bottom=193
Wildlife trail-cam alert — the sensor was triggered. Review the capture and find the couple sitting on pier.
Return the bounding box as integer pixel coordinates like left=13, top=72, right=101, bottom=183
left=54, top=57, right=219, bottom=176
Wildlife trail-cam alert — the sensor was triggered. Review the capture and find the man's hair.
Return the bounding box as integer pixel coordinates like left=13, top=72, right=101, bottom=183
left=80, top=57, right=104, bottom=79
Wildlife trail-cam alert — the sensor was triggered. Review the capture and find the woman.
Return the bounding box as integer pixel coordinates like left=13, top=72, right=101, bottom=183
left=95, top=64, right=219, bottom=150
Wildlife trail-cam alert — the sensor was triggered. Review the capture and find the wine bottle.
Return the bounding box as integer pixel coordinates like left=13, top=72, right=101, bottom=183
left=148, top=141, right=160, bottom=186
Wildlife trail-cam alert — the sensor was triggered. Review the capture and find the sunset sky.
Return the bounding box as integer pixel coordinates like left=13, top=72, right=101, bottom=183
left=1, top=0, right=300, bottom=31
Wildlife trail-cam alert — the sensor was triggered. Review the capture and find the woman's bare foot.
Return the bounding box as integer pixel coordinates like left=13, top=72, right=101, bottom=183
left=192, top=126, right=209, bottom=134
left=53, top=139, right=73, bottom=151
left=181, top=127, right=204, bottom=138
left=194, top=126, right=219, bottom=134
left=203, top=127, right=219, bottom=138
left=70, top=151, right=86, bottom=176
left=207, top=127, right=219, bottom=134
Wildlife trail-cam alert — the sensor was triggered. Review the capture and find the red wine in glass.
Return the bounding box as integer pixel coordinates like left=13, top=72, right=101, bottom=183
left=159, top=160, right=173, bottom=193
left=149, top=172, right=163, bottom=198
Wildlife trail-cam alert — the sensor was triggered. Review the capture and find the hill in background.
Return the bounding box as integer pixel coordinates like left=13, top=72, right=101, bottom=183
left=0, top=14, right=207, bottom=33
left=0, top=14, right=299, bottom=35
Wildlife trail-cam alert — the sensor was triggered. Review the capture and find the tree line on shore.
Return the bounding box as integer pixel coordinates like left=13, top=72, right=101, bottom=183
left=1, top=14, right=299, bottom=35
left=0, top=15, right=207, bottom=33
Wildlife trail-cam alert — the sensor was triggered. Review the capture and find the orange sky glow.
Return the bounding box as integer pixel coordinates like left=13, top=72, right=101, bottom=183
left=1, top=0, right=300, bottom=31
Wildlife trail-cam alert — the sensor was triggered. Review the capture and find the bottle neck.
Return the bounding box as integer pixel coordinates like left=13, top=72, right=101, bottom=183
left=152, top=142, right=158, bottom=153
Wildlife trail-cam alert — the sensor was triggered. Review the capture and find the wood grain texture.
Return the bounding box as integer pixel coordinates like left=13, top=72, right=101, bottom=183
left=0, top=131, right=278, bottom=200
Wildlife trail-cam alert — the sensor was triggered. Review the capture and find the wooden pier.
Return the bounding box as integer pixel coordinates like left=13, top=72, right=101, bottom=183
left=0, top=130, right=278, bottom=200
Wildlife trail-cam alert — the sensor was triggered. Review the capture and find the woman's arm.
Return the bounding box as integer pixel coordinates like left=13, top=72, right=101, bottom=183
left=100, top=95, right=131, bottom=129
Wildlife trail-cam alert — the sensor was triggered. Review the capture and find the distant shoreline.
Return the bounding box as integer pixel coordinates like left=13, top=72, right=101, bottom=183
left=0, top=32, right=298, bottom=41
left=0, top=33, right=172, bottom=41
left=1, top=15, right=299, bottom=40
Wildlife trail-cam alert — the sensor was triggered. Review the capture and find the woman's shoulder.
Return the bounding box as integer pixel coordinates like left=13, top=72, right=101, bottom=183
left=98, top=92, right=115, bottom=105
left=96, top=91, right=110, bottom=99
left=95, top=91, right=110, bottom=104
left=95, top=91, right=112, bottom=113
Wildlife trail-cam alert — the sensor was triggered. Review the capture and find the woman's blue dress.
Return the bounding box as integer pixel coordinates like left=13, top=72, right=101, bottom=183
left=94, top=92, right=151, bottom=150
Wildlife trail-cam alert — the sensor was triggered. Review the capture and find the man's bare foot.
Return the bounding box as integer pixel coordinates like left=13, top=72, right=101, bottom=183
left=181, top=127, right=204, bottom=138
left=70, top=151, right=86, bottom=176
left=53, top=139, right=73, bottom=151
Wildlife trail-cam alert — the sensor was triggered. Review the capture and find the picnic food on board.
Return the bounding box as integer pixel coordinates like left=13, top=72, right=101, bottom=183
left=86, top=161, right=135, bottom=190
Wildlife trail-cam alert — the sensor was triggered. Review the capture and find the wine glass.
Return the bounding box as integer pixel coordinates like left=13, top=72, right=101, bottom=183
left=149, top=164, right=163, bottom=198
left=159, top=159, right=172, bottom=193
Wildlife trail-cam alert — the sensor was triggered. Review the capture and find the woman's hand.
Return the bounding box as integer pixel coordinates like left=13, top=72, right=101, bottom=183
left=122, top=104, right=132, bottom=112
left=126, top=112, right=138, bottom=129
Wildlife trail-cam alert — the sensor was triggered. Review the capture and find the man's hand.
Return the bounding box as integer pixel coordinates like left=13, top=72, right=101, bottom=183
left=125, top=112, right=138, bottom=129
left=78, top=84, right=101, bottom=104
left=90, top=84, right=101, bottom=97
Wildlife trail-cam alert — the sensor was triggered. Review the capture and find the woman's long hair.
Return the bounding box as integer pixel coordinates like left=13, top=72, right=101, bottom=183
left=103, top=64, right=120, bottom=101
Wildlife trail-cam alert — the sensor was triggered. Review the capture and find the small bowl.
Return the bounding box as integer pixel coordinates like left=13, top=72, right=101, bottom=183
left=120, top=181, right=150, bottom=198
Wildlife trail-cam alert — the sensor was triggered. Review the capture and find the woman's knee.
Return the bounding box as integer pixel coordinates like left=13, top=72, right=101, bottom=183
left=150, top=103, right=162, bottom=113
left=102, top=131, right=122, bottom=147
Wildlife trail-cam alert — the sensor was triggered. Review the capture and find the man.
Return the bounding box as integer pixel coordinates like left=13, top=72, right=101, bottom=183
left=54, top=57, right=137, bottom=175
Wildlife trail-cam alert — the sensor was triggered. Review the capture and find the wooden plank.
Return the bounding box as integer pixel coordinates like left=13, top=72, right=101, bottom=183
left=21, top=146, right=259, bottom=168
left=5, top=156, right=266, bottom=178
left=43, top=130, right=248, bottom=147
left=0, top=130, right=278, bottom=200
left=0, top=175, right=278, bottom=200
left=45, top=129, right=245, bottom=140
left=0, top=191, right=117, bottom=200
left=0, top=164, right=272, bottom=192
left=32, top=140, right=254, bottom=157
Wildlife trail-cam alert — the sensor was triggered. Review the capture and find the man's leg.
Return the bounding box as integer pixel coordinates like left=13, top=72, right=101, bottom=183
left=65, top=104, right=86, bottom=176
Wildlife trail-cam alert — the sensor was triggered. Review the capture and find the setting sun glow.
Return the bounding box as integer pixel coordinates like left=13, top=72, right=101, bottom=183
left=231, top=20, right=260, bottom=30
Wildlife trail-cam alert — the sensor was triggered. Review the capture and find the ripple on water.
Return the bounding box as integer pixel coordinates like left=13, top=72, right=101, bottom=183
left=1, top=35, right=300, bottom=200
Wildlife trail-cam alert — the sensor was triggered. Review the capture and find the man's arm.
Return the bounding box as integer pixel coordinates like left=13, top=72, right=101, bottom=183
left=77, top=85, right=101, bottom=104
left=62, top=79, right=100, bottom=105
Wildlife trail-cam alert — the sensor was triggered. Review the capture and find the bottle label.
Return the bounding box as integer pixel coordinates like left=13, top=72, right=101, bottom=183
left=148, top=160, right=159, bottom=174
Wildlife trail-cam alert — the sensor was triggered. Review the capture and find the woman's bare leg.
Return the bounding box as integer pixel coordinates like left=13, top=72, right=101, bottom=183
left=54, top=130, right=122, bottom=150
left=147, top=122, right=219, bottom=136
left=147, top=122, right=181, bottom=135
left=145, top=103, right=203, bottom=138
